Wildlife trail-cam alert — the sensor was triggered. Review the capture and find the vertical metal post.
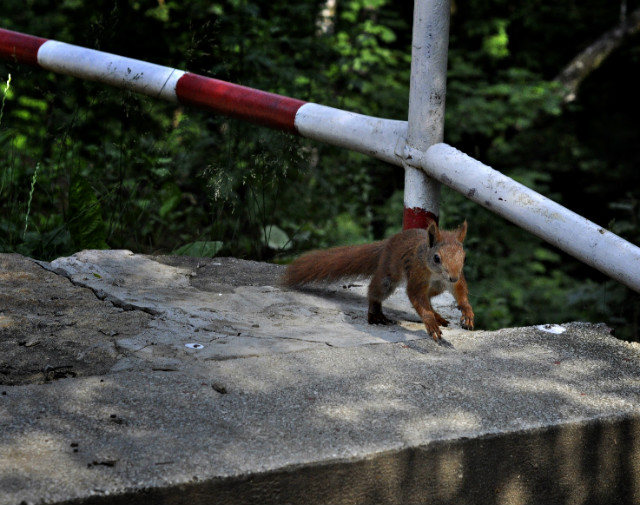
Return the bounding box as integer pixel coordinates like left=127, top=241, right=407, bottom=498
left=402, top=0, right=451, bottom=229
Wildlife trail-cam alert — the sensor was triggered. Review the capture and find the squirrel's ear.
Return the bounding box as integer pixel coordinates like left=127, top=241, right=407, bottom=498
left=427, top=221, right=439, bottom=247
left=456, top=220, right=468, bottom=242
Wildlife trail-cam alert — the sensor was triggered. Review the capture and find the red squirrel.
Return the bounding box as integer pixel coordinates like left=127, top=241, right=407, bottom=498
left=283, top=221, right=474, bottom=341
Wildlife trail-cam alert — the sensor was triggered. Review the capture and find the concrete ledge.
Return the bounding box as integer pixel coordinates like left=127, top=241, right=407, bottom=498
left=1, top=251, right=639, bottom=505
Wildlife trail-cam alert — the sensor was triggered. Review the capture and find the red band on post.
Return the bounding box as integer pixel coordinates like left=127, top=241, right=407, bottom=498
left=175, top=73, right=306, bottom=134
left=403, top=207, right=438, bottom=230
left=0, top=28, right=47, bottom=66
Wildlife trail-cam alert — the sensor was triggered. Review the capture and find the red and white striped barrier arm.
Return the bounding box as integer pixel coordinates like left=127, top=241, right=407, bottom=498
left=0, top=27, right=426, bottom=223
left=0, top=28, right=303, bottom=133
left=0, top=28, right=406, bottom=161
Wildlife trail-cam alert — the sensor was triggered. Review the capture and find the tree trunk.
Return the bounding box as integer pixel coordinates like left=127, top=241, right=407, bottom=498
left=554, top=6, right=640, bottom=102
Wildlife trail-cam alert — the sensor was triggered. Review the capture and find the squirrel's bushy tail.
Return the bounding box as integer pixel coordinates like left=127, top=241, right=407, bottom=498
left=283, top=240, right=386, bottom=286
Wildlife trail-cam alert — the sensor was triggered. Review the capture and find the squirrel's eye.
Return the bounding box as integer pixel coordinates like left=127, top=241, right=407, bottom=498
left=433, top=254, right=441, bottom=264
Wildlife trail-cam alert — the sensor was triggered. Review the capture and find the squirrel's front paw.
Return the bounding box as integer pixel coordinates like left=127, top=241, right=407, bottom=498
left=422, top=316, right=443, bottom=341
left=459, top=304, right=474, bottom=331
left=460, top=317, right=474, bottom=331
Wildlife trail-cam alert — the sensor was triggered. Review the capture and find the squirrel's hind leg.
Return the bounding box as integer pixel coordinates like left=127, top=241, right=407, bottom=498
left=368, top=300, right=395, bottom=325
left=367, top=272, right=398, bottom=325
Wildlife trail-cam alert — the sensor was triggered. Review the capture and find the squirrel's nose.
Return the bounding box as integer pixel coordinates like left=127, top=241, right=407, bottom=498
left=449, top=275, right=458, bottom=283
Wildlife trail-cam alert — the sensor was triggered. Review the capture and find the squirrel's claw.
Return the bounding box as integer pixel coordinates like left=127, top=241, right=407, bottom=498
left=424, top=321, right=443, bottom=341
left=460, top=314, right=474, bottom=331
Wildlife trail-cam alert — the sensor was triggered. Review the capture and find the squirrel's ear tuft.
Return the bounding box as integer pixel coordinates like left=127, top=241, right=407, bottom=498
left=456, top=220, right=468, bottom=242
left=427, top=221, right=439, bottom=247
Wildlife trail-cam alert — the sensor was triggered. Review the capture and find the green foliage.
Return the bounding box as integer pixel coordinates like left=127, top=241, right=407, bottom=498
left=0, top=74, right=10, bottom=123
left=1, top=0, right=639, bottom=339
left=446, top=63, right=565, bottom=144
left=173, top=241, right=224, bottom=257
left=23, top=162, right=41, bottom=239
left=68, top=175, right=108, bottom=250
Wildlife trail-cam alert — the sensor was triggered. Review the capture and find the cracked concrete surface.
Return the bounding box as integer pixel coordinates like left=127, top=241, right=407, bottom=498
left=37, top=250, right=468, bottom=367
left=2, top=250, right=640, bottom=505
left=0, top=254, right=152, bottom=385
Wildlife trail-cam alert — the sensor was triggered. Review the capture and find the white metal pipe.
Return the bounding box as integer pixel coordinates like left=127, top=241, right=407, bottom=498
left=404, top=142, right=640, bottom=293
left=38, top=41, right=185, bottom=102
left=403, top=0, right=451, bottom=227
left=407, top=0, right=450, bottom=149
left=294, top=103, right=407, bottom=166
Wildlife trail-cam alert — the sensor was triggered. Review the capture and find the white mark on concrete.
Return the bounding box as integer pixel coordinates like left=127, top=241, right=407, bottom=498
left=536, top=324, right=566, bottom=334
